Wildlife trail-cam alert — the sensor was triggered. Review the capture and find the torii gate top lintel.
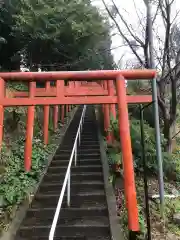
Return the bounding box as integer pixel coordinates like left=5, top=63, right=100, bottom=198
left=0, top=69, right=156, bottom=81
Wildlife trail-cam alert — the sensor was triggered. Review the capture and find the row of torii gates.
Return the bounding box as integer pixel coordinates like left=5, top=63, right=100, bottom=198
left=0, top=69, right=155, bottom=235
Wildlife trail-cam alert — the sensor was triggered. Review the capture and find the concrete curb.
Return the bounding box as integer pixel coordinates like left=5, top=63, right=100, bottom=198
left=0, top=107, right=77, bottom=240
left=95, top=106, right=124, bottom=240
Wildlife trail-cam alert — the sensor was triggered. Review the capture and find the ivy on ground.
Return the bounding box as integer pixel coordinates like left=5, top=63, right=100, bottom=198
left=0, top=135, right=58, bottom=233
left=0, top=105, right=72, bottom=234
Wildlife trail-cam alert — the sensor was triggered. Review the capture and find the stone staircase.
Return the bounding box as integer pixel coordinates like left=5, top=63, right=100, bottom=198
left=15, top=105, right=112, bottom=240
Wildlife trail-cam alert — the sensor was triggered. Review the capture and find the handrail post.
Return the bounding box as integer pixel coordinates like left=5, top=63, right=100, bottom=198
left=79, top=131, right=81, bottom=145
left=67, top=171, right=71, bottom=207
left=75, top=143, right=77, bottom=166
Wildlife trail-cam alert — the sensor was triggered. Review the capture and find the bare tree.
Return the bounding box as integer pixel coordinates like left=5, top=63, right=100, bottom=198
left=102, top=0, right=180, bottom=152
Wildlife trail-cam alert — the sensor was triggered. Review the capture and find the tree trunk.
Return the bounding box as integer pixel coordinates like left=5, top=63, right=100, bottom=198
left=163, top=118, right=176, bottom=153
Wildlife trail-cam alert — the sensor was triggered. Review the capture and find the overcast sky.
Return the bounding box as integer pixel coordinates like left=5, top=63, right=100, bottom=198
left=92, top=0, right=180, bottom=68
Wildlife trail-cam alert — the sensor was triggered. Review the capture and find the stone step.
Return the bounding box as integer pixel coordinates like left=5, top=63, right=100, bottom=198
left=21, top=237, right=110, bottom=240
left=31, top=192, right=106, bottom=208
left=53, top=153, right=101, bottom=160
left=42, top=172, right=103, bottom=183
left=37, top=181, right=104, bottom=195
left=50, top=159, right=101, bottom=167
left=17, top=225, right=110, bottom=239
left=23, top=214, right=109, bottom=227
left=47, top=165, right=102, bottom=174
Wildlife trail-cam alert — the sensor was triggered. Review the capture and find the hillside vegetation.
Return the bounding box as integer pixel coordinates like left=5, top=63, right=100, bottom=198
left=0, top=0, right=115, bottom=234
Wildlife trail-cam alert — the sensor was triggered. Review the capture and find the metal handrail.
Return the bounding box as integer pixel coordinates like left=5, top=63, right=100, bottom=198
left=49, top=105, right=87, bottom=240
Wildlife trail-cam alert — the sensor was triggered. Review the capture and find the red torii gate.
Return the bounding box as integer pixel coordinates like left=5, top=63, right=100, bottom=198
left=10, top=80, right=151, bottom=144
left=0, top=69, right=155, bottom=234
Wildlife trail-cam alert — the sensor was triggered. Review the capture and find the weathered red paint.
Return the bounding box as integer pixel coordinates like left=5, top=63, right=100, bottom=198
left=12, top=88, right=107, bottom=97
left=24, top=81, right=36, bottom=171
left=53, top=80, right=64, bottom=131
left=56, top=80, right=65, bottom=97
left=104, top=104, right=111, bottom=142
left=0, top=95, right=152, bottom=106
left=103, top=81, right=111, bottom=143
left=0, top=69, right=156, bottom=80
left=53, top=105, right=58, bottom=131
left=56, top=80, right=65, bottom=126
left=60, top=85, right=108, bottom=96
left=107, top=80, right=116, bottom=119
left=101, top=81, right=105, bottom=117
left=44, top=82, right=50, bottom=145
left=0, top=78, right=5, bottom=150
left=44, top=105, right=49, bottom=145
left=107, top=80, right=116, bottom=142
left=116, top=75, right=139, bottom=231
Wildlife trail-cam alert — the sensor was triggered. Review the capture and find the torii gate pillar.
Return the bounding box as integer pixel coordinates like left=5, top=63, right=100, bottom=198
left=116, top=75, right=139, bottom=232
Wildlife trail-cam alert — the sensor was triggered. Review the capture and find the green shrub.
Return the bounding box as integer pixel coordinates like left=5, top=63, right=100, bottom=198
left=110, top=116, right=180, bottom=181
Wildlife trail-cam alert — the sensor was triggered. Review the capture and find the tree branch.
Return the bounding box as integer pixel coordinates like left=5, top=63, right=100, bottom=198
left=101, top=0, right=145, bottom=67
left=111, top=0, right=145, bottom=47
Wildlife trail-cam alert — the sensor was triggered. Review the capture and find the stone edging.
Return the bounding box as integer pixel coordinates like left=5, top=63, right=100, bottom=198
left=0, top=107, right=77, bottom=240
left=95, top=106, right=124, bottom=240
